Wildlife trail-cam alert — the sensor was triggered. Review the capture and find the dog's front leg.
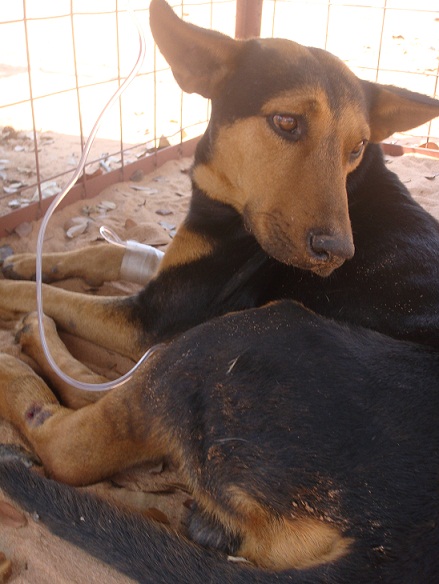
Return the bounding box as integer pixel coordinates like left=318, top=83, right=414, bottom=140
left=2, top=244, right=125, bottom=286
left=1, top=222, right=211, bottom=286
left=0, top=280, right=144, bottom=360
left=0, top=353, right=166, bottom=485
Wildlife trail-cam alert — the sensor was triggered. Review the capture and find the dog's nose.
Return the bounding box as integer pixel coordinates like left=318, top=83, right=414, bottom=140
left=308, top=233, right=355, bottom=262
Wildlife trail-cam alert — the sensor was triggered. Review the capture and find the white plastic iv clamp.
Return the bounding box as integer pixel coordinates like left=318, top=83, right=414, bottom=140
left=100, top=226, right=164, bottom=285
left=35, top=1, right=165, bottom=392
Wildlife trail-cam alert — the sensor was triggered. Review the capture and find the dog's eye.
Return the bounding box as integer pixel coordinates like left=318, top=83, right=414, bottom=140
left=272, top=114, right=298, bottom=135
left=351, top=139, right=367, bottom=160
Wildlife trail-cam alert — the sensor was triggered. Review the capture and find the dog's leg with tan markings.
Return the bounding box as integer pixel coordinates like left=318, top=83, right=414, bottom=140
left=0, top=280, right=144, bottom=359
left=2, top=244, right=125, bottom=286
left=0, top=352, right=168, bottom=485
left=0, top=350, right=345, bottom=571
left=17, top=312, right=108, bottom=408
left=1, top=223, right=215, bottom=284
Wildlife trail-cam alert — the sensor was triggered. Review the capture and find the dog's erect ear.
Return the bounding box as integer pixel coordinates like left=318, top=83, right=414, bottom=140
left=149, top=0, right=241, bottom=98
left=364, top=81, right=439, bottom=143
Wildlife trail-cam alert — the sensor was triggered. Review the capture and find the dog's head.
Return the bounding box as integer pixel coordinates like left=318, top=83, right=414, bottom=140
left=150, top=0, right=439, bottom=276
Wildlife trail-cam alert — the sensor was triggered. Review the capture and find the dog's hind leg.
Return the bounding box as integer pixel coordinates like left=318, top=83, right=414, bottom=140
left=17, top=312, right=110, bottom=408
left=0, top=352, right=167, bottom=485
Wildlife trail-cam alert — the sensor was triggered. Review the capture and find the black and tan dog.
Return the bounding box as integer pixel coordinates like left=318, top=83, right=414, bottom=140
left=1, top=0, right=439, bottom=581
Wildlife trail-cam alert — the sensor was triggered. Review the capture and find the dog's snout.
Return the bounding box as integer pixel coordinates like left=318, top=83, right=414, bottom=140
left=308, top=233, right=355, bottom=262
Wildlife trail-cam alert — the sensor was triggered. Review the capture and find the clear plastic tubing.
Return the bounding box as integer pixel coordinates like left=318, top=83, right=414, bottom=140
left=36, top=2, right=164, bottom=392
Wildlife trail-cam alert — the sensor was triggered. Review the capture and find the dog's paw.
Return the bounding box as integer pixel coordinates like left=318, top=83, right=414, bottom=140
left=186, top=502, right=242, bottom=555
left=15, top=312, right=40, bottom=346
left=15, top=312, right=56, bottom=349
left=0, top=245, right=14, bottom=268
left=1, top=252, right=37, bottom=281
left=0, top=444, right=41, bottom=469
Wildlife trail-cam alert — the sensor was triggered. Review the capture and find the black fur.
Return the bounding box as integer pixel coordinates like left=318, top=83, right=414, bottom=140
left=1, top=301, right=439, bottom=583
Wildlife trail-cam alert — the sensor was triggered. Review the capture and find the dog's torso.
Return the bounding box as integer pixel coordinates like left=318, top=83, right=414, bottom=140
left=146, top=300, right=439, bottom=581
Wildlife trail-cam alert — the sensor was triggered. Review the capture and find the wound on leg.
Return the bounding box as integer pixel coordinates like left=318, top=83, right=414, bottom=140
left=25, top=404, right=52, bottom=427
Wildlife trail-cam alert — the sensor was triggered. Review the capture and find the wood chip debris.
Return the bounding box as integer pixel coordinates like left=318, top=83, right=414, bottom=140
left=129, top=185, right=159, bottom=194
left=64, top=216, right=90, bottom=239
left=14, top=222, right=33, bottom=238
left=3, top=181, right=25, bottom=195
left=130, top=169, right=144, bottom=182
left=97, top=200, right=117, bottom=212
left=158, top=221, right=176, bottom=231
left=99, top=154, right=120, bottom=173
left=31, top=180, right=62, bottom=201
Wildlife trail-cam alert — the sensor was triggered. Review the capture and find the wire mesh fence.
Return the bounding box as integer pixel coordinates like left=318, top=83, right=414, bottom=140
left=0, top=0, right=438, bottom=234
left=262, top=0, right=439, bottom=151
left=0, top=0, right=236, bottom=232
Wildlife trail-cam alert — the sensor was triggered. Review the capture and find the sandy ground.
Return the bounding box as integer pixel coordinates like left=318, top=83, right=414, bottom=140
left=0, top=150, right=438, bottom=583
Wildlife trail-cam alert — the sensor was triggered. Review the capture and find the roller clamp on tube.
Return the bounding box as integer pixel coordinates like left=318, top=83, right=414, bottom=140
left=100, top=226, right=164, bottom=284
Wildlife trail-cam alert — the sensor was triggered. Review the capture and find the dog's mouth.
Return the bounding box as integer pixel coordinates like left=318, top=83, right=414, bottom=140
left=308, top=260, right=344, bottom=277
left=281, top=255, right=346, bottom=277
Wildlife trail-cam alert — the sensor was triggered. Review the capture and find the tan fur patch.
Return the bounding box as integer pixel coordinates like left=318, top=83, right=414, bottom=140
left=158, top=225, right=215, bottom=271
left=225, top=486, right=352, bottom=570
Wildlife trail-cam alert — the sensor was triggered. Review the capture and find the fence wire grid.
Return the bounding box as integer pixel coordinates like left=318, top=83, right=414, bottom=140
left=0, top=0, right=438, bottom=233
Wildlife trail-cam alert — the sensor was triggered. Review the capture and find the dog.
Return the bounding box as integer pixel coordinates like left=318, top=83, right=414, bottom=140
left=0, top=0, right=439, bottom=581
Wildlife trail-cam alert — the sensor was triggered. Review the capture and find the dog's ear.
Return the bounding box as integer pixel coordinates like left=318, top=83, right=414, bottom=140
left=149, top=0, right=241, bottom=98
left=364, top=81, right=439, bottom=143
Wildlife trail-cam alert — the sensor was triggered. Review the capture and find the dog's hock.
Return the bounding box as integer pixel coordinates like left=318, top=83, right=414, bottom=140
left=365, top=81, right=439, bottom=143
left=149, top=0, right=241, bottom=98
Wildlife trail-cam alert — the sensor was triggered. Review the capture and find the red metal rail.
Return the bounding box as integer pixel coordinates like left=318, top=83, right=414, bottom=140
left=235, top=0, right=263, bottom=39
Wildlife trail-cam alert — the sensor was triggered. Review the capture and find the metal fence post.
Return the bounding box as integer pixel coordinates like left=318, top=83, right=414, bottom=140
left=235, top=0, right=263, bottom=39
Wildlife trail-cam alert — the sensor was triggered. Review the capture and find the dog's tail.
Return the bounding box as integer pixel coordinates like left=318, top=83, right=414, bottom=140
left=0, top=457, right=347, bottom=584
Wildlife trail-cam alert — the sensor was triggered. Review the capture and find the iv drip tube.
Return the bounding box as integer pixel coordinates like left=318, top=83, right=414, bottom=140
left=36, top=2, right=164, bottom=391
